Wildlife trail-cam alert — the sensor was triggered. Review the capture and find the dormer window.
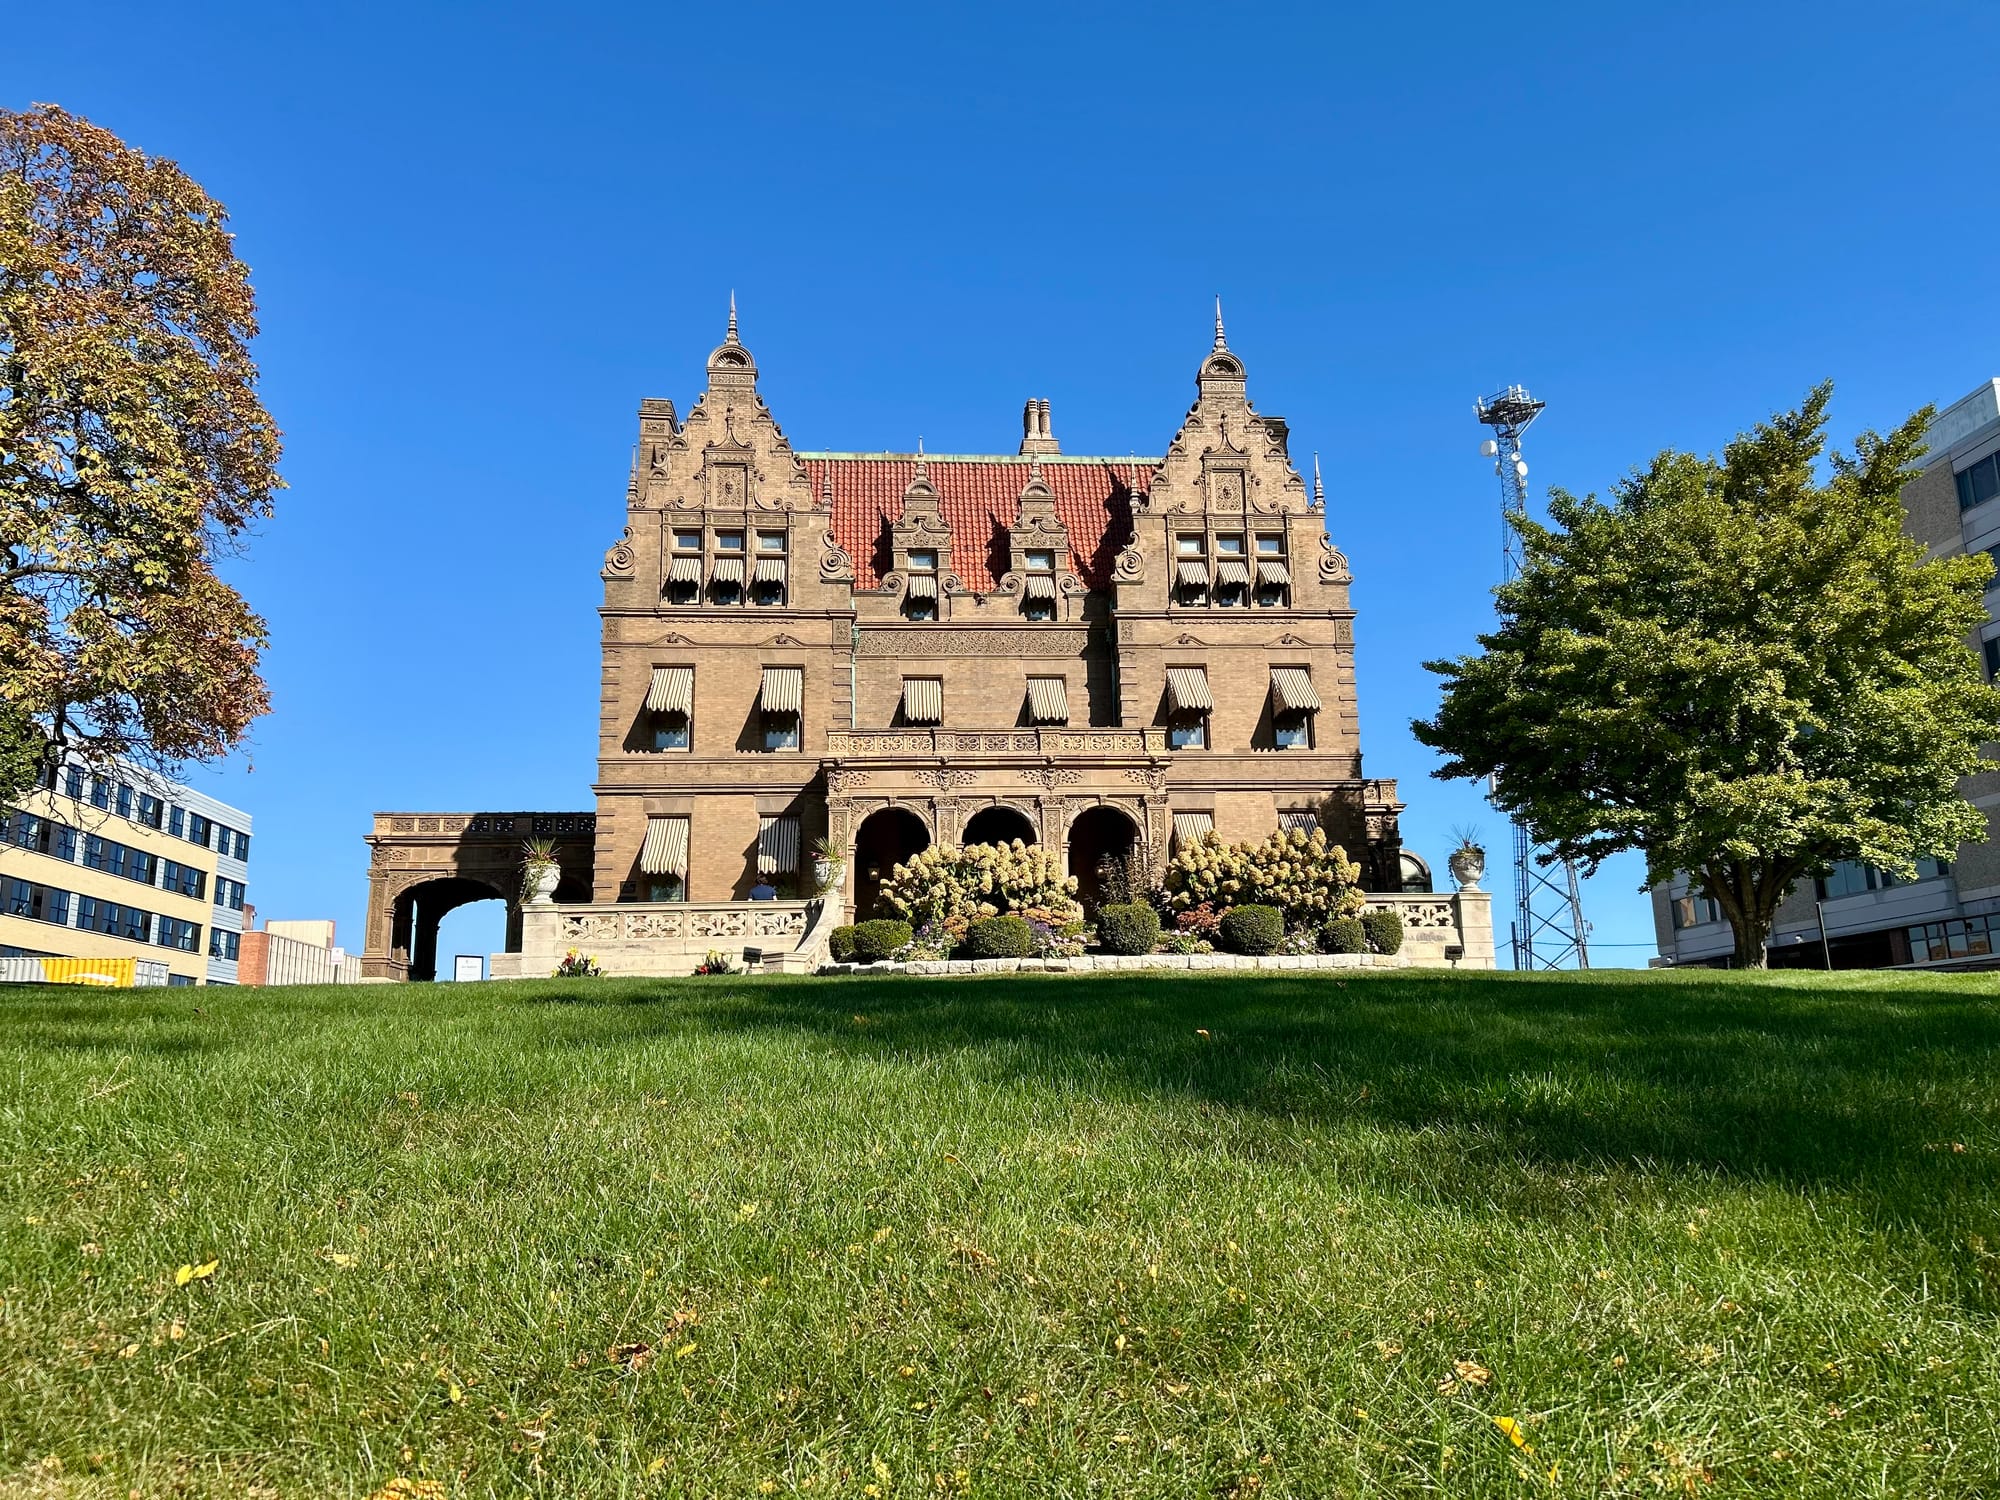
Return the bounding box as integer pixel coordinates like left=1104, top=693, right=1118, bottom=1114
left=1022, top=550, right=1056, bottom=620
left=905, top=549, right=939, bottom=620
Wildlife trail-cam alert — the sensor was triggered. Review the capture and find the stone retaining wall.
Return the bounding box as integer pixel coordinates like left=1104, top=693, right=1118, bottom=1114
left=821, top=951, right=1417, bottom=977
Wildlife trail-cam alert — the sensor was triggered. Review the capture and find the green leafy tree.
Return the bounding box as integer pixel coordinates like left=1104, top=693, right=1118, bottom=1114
left=1, top=104, right=280, bottom=798
left=1415, top=385, right=2000, bottom=967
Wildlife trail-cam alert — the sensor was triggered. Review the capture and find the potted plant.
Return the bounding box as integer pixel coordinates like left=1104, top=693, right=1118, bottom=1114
left=1447, top=825, right=1485, bottom=891
left=809, top=834, right=844, bottom=897
left=521, top=836, right=562, bottom=905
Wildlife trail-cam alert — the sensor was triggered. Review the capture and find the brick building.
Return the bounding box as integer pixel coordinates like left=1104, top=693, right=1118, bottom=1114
left=590, top=304, right=1409, bottom=919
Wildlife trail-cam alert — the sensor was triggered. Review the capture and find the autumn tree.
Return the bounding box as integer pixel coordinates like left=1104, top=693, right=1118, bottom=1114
left=1, top=103, right=279, bottom=799
left=1415, top=385, right=2000, bottom=967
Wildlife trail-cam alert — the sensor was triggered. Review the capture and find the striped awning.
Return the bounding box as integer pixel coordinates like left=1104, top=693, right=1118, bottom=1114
left=754, top=557, right=787, bottom=585
left=1270, top=667, right=1321, bottom=712
left=646, top=666, right=693, bottom=714
left=1215, top=559, right=1251, bottom=586
left=1023, top=572, right=1056, bottom=599
left=667, top=555, right=701, bottom=584
left=711, top=556, right=745, bottom=583
left=1258, top=559, right=1291, bottom=586
left=1176, top=560, right=1209, bottom=586
left=757, top=815, right=800, bottom=875
left=1025, top=677, right=1068, bottom=723
left=1279, top=810, right=1319, bottom=834
left=905, top=573, right=937, bottom=599
left=1165, top=666, right=1213, bottom=713
left=901, top=677, right=943, bottom=724
left=640, top=816, right=690, bottom=877
left=1172, top=811, right=1215, bottom=850
left=760, top=666, right=803, bottom=715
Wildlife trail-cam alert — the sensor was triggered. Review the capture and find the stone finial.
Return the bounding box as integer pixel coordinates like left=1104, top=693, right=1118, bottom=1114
left=1019, top=397, right=1061, bottom=456
left=914, top=436, right=928, bottom=482
left=1214, top=295, right=1227, bottom=350
left=1313, top=451, right=1325, bottom=510
left=726, top=290, right=739, bottom=345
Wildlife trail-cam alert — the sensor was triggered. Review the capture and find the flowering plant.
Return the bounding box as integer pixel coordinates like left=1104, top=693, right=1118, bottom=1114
left=1023, top=913, right=1086, bottom=959
left=876, top=839, right=1083, bottom=929
left=552, top=948, right=602, bottom=978
left=1158, top=930, right=1213, bottom=955
left=1160, top=827, right=1365, bottom=929
left=692, top=949, right=735, bottom=975
left=896, top=920, right=960, bottom=961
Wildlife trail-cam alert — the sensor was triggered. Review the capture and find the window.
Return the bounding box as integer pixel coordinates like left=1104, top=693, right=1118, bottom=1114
left=646, top=666, right=693, bottom=751
left=1214, top=557, right=1250, bottom=607
left=5, top=809, right=78, bottom=862
left=167, top=974, right=197, bottom=987
left=89, top=777, right=110, bottom=810
left=716, top=531, right=745, bottom=551
left=233, top=831, right=251, bottom=862
left=156, top=915, right=201, bottom=953
left=5, top=877, right=72, bottom=926
left=168, top=806, right=185, bottom=838
left=638, top=816, right=689, bottom=902
left=1957, top=452, right=2000, bottom=512
left=1255, top=534, right=1284, bottom=555
left=1025, top=677, right=1068, bottom=725
left=1274, top=715, right=1310, bottom=749
left=647, top=875, right=685, bottom=902
left=1269, top=668, right=1319, bottom=749
left=115, top=783, right=133, bottom=818
left=1021, top=548, right=1057, bottom=620
left=185, top=813, right=212, bottom=848
left=1175, top=534, right=1203, bottom=556
left=665, top=532, right=702, bottom=604
left=1169, top=719, right=1207, bottom=750
left=1165, top=667, right=1212, bottom=749
left=216, top=877, right=247, bottom=911
left=757, top=530, right=786, bottom=553
left=1173, top=557, right=1209, bottom=607
left=672, top=530, right=702, bottom=553
left=899, top=677, right=943, bottom=726
left=161, top=860, right=206, bottom=899
left=64, top=766, right=84, bottom=801
left=76, top=897, right=150, bottom=942
left=1025, top=550, right=1054, bottom=572
left=904, top=549, right=939, bottom=620
left=84, top=835, right=155, bottom=886
left=1908, top=912, right=2000, bottom=962
left=1672, top=892, right=1722, bottom=929
left=1986, top=638, right=2000, bottom=683
left=1215, top=534, right=1244, bottom=556
left=138, top=794, right=164, bottom=829
left=751, top=552, right=787, bottom=606
left=209, top=928, right=241, bottom=961
left=759, top=667, right=803, bottom=751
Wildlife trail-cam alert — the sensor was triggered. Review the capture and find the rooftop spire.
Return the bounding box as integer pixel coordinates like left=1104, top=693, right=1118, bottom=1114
left=914, top=436, right=927, bottom=481
left=1313, top=451, right=1324, bottom=508
left=1213, top=295, right=1227, bottom=350
left=725, top=290, right=739, bottom=345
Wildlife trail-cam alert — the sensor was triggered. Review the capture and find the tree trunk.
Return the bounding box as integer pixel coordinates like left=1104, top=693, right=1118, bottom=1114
left=1702, top=861, right=1785, bottom=970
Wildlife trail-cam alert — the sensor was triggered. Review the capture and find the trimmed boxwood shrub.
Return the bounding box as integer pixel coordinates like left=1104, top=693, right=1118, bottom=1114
left=962, top=914, right=1033, bottom=959
left=1096, top=903, right=1162, bottom=956
left=1218, top=904, right=1285, bottom=956
left=850, top=919, right=913, bottom=963
left=1319, top=916, right=1367, bottom=955
left=1361, top=908, right=1405, bottom=956
left=829, top=925, right=858, bottom=963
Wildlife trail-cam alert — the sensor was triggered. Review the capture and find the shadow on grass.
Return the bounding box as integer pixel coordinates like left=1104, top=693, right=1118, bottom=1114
left=524, top=967, right=2000, bottom=1214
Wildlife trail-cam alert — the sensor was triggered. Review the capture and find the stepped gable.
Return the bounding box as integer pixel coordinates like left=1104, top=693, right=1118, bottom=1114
left=804, top=454, right=1153, bottom=592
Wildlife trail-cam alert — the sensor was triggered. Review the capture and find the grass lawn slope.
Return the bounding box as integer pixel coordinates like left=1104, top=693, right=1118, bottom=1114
left=2, top=968, right=1997, bottom=1497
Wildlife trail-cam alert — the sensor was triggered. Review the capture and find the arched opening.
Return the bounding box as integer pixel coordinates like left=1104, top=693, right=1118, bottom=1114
left=962, top=804, right=1037, bottom=848
left=852, top=807, right=931, bottom=920
left=391, top=875, right=509, bottom=982
left=1067, top=805, right=1140, bottom=917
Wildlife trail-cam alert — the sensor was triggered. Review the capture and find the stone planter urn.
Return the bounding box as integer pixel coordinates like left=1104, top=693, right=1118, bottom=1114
left=524, top=862, right=561, bottom=905
left=812, top=858, right=842, bottom=896
left=1448, top=846, right=1485, bottom=891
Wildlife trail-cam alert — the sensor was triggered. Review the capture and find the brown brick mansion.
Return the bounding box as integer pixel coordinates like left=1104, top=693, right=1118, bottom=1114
left=363, top=306, right=1428, bottom=978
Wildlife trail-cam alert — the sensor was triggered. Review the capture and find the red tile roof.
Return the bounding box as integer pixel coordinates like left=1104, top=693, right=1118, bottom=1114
left=802, top=455, right=1154, bottom=592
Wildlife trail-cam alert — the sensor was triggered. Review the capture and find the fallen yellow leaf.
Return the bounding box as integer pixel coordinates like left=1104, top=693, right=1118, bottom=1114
left=647, top=1457, right=667, bottom=1476
left=174, top=1259, right=219, bottom=1286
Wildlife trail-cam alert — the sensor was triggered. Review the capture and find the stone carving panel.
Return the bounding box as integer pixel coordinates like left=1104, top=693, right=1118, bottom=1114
left=857, top=629, right=1088, bottom=658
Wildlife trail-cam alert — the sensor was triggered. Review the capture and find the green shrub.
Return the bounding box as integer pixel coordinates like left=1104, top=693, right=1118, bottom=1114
left=962, top=914, right=1033, bottom=959
left=1218, top=904, right=1285, bottom=956
left=1161, top=826, right=1367, bottom=928
left=1361, top=908, right=1404, bottom=956
left=829, top=925, right=858, bottom=963
left=1319, top=917, right=1367, bottom=955
left=850, top=919, right=913, bottom=963
left=1096, top=903, right=1162, bottom=956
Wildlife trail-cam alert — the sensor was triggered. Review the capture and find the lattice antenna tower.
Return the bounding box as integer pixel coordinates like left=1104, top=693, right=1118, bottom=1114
left=1475, top=385, right=1591, bottom=970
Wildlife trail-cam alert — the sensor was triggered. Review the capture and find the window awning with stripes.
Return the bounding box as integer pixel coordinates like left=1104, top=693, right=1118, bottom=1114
left=1215, top=559, right=1251, bottom=586
left=1257, top=559, right=1291, bottom=586
left=754, top=557, right=787, bottom=585
left=757, top=815, right=800, bottom=875
left=905, top=573, right=937, bottom=599
left=1176, top=560, right=1209, bottom=586
left=1279, top=810, right=1319, bottom=834
left=901, top=677, right=943, bottom=724
left=667, top=556, right=701, bottom=584
left=646, top=667, right=693, bottom=714
left=760, top=666, right=803, bottom=715
left=1269, top=667, right=1321, bottom=713
left=1025, top=677, right=1068, bottom=723
left=1165, top=667, right=1213, bottom=713
left=1172, top=811, right=1215, bottom=850
left=710, top=556, right=745, bottom=583
left=639, top=816, right=690, bottom=877
left=1023, top=572, right=1056, bottom=599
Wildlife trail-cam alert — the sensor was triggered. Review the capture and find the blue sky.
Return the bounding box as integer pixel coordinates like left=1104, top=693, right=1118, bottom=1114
left=8, top=1, right=1997, bottom=968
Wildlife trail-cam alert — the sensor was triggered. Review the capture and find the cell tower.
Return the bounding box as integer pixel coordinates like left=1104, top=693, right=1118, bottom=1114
left=1475, top=385, right=1591, bottom=970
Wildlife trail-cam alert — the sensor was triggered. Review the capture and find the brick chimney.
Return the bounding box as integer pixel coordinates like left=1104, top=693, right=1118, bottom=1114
left=1018, top=398, right=1060, bottom=456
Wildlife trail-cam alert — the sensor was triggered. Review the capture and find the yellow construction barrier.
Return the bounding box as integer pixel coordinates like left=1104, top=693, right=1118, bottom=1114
left=0, top=956, right=170, bottom=987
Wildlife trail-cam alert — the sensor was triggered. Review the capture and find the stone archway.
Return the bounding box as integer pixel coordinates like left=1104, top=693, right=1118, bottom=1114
left=392, top=875, right=508, bottom=982
left=852, top=806, right=932, bottom=921
left=962, top=803, right=1037, bottom=848
left=1067, top=804, right=1142, bottom=916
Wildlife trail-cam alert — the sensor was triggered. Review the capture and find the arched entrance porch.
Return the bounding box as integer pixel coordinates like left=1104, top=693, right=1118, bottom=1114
left=852, top=806, right=931, bottom=920
left=392, top=875, right=507, bottom=983
left=1067, top=804, right=1141, bottom=917
left=962, top=804, right=1037, bottom=847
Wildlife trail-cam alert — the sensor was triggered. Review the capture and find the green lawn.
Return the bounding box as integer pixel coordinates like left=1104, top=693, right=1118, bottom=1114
left=1, top=969, right=1997, bottom=1498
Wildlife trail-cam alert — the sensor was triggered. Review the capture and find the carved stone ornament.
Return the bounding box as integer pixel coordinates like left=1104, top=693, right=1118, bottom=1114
left=1019, top=766, right=1083, bottom=791
left=825, top=767, right=871, bottom=794
left=856, top=629, right=1087, bottom=658
left=913, top=767, right=977, bottom=791
left=1122, top=764, right=1168, bottom=794
left=1113, top=544, right=1145, bottom=583
left=1318, top=530, right=1352, bottom=583
left=818, top=527, right=854, bottom=581
left=603, top=527, right=636, bottom=577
